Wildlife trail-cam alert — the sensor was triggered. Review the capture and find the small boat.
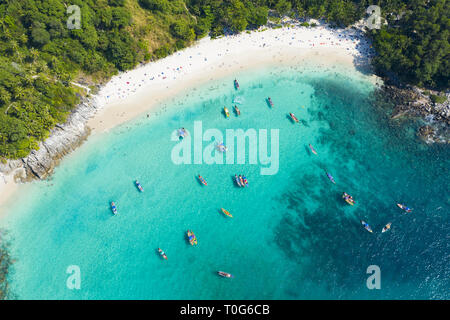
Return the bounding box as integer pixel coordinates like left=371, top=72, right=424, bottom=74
left=242, top=175, right=249, bottom=187
left=360, top=220, right=373, bottom=233
left=397, top=203, right=412, bottom=213
left=234, top=79, right=239, bottom=90
left=135, top=180, right=144, bottom=192
left=239, top=175, right=245, bottom=187
left=326, top=172, right=336, bottom=184
left=197, top=175, right=207, bottom=186
left=218, top=271, right=234, bottom=278
left=268, top=97, right=274, bottom=107
left=289, top=113, right=299, bottom=123
left=234, top=105, right=240, bottom=116
left=187, top=230, right=197, bottom=245
left=224, top=107, right=230, bottom=118
left=216, top=142, right=227, bottom=152
left=111, top=202, right=118, bottom=215
left=342, top=192, right=355, bottom=205
left=177, top=128, right=188, bottom=139
left=382, top=222, right=392, bottom=233
left=158, top=248, right=168, bottom=260
left=309, top=144, right=318, bottom=155
left=235, top=174, right=243, bottom=187
left=221, top=208, right=233, bottom=218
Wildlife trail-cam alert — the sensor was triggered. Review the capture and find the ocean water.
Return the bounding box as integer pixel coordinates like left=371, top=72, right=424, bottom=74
left=1, top=64, right=449, bottom=299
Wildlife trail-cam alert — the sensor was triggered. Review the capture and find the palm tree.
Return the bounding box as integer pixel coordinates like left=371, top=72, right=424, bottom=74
left=4, top=102, right=18, bottom=115
left=10, top=40, right=22, bottom=63
left=13, top=87, right=25, bottom=100
left=29, top=48, right=39, bottom=65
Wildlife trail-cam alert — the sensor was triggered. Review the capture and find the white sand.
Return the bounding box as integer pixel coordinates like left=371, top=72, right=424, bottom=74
left=90, top=24, right=376, bottom=133
left=0, top=23, right=377, bottom=214
left=0, top=169, right=21, bottom=218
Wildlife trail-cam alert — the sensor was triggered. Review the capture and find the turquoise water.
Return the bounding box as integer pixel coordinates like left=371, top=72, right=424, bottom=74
left=2, top=64, right=449, bottom=299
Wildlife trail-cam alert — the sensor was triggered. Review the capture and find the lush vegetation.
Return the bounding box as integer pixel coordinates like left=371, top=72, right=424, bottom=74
left=0, top=0, right=448, bottom=159
left=369, top=0, right=449, bottom=89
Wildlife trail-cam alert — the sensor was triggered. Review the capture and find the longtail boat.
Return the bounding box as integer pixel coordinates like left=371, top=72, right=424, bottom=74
left=309, top=144, right=318, bottom=155
left=289, top=113, right=299, bottom=123
left=342, top=192, right=355, bottom=205
left=187, top=230, right=197, bottom=245
left=235, top=174, right=243, bottom=187
left=135, top=180, right=144, bottom=192
left=197, top=175, right=207, bottom=186
left=382, top=223, right=392, bottom=233
left=326, top=172, right=336, bottom=184
left=218, top=271, right=234, bottom=278
left=397, top=203, right=412, bottom=213
left=221, top=208, right=233, bottom=218
left=224, top=107, right=230, bottom=118
left=360, top=220, right=373, bottom=233
left=158, top=248, right=168, bottom=260
left=111, top=202, right=117, bottom=215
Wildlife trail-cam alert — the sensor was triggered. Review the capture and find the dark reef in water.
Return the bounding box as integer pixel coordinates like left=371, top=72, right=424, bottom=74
left=0, top=229, right=13, bottom=300
left=273, top=77, right=450, bottom=299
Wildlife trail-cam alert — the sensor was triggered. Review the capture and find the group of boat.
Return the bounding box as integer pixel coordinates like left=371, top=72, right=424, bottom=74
left=342, top=192, right=355, bottom=206
left=306, top=138, right=413, bottom=234
left=131, top=78, right=416, bottom=278
left=187, top=230, right=198, bottom=246
left=223, top=105, right=241, bottom=118
left=360, top=220, right=392, bottom=234
left=344, top=195, right=412, bottom=233
left=234, top=174, right=248, bottom=187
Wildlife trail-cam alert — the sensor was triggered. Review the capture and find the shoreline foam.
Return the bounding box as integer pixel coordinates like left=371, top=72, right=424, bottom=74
left=0, top=23, right=377, bottom=215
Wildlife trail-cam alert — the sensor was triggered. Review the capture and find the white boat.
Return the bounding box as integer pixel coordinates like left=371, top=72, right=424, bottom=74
left=216, top=142, right=227, bottom=152
left=218, top=271, right=234, bottom=278
left=382, top=222, right=392, bottom=233
left=135, top=180, right=144, bottom=192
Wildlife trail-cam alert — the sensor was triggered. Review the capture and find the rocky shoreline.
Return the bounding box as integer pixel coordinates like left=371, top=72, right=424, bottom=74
left=0, top=95, right=101, bottom=183
left=385, top=84, right=449, bottom=144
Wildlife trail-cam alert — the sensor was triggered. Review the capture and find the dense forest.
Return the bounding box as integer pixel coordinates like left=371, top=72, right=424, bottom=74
left=0, top=0, right=448, bottom=159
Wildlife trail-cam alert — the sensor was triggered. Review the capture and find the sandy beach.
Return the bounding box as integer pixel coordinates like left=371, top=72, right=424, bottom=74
left=0, top=22, right=377, bottom=214
left=90, top=23, right=376, bottom=133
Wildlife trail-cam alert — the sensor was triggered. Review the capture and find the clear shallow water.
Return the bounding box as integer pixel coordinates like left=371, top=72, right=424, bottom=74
left=2, top=64, right=449, bottom=299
